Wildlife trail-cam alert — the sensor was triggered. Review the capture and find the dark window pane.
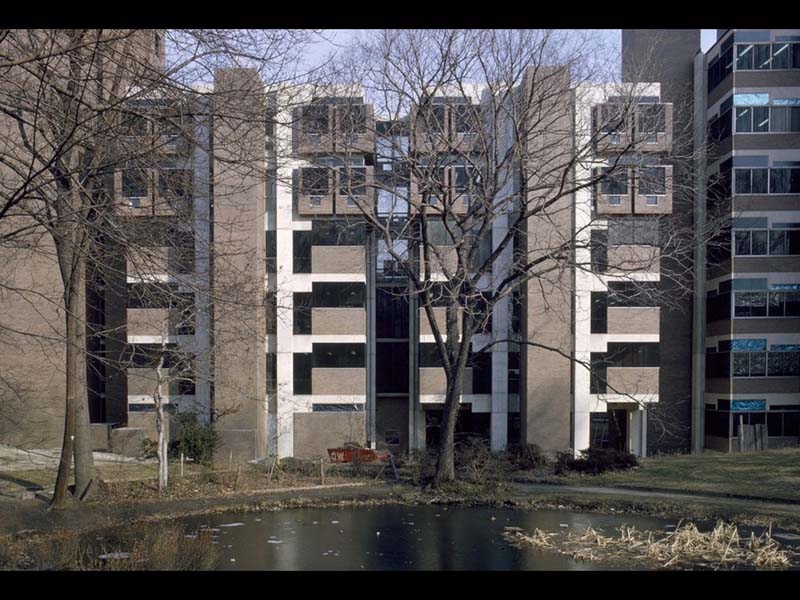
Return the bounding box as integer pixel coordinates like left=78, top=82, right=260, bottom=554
left=312, top=343, right=365, bottom=368
left=293, top=353, right=312, bottom=394
left=470, top=352, right=492, bottom=394
left=768, top=412, right=783, bottom=437
left=638, top=167, right=666, bottom=195
left=754, top=44, right=771, bottom=70
left=750, top=352, right=766, bottom=376
left=752, top=230, right=768, bottom=255
left=785, top=292, right=800, bottom=316
left=768, top=292, right=785, bottom=317
left=265, top=230, right=277, bottom=272
left=783, top=412, right=800, bottom=436
left=590, top=229, right=608, bottom=272
left=769, top=230, right=788, bottom=255
left=752, top=169, right=768, bottom=193
left=312, top=282, right=366, bottom=308
left=736, top=44, right=754, bottom=70
left=591, top=292, right=608, bottom=334
left=770, top=168, right=790, bottom=194
left=735, top=169, right=751, bottom=194
left=376, top=342, right=409, bottom=393
left=734, top=231, right=751, bottom=255
left=601, top=168, right=628, bottom=194
left=302, top=104, right=329, bottom=134
left=312, top=220, right=366, bottom=246
left=293, top=292, right=312, bottom=334
left=772, top=43, right=790, bottom=69
left=293, top=231, right=312, bottom=273
left=735, top=107, right=752, bottom=133
left=301, top=168, right=329, bottom=195
left=122, top=167, right=148, bottom=197
left=752, top=106, right=769, bottom=132
left=772, top=106, right=790, bottom=132
left=733, top=353, right=750, bottom=376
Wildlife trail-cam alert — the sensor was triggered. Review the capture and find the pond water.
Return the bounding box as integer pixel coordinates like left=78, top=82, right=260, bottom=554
left=173, top=505, right=800, bottom=571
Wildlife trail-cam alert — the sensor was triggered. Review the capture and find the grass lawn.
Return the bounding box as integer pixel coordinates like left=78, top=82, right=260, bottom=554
left=580, top=448, right=800, bottom=502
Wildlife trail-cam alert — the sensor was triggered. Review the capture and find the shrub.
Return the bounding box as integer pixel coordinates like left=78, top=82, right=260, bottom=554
left=169, top=411, right=220, bottom=466
left=454, top=434, right=513, bottom=484
left=509, top=443, right=548, bottom=470
left=140, top=438, right=159, bottom=460
left=555, top=447, right=638, bottom=475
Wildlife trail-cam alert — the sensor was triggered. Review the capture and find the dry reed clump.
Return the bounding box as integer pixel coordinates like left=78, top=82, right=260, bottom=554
left=102, top=525, right=220, bottom=571
left=8, top=525, right=220, bottom=571
left=503, top=520, right=798, bottom=570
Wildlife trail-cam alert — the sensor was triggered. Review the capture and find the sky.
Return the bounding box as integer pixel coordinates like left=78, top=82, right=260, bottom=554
left=304, top=29, right=720, bottom=66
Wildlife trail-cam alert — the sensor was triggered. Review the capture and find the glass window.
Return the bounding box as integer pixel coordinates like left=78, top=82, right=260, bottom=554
left=772, top=107, right=790, bottom=132
left=735, top=107, right=752, bottom=133
left=752, top=106, right=769, bottom=132
left=590, top=292, right=608, bottom=334
left=293, top=292, right=312, bottom=334
left=733, top=353, right=750, bottom=376
left=312, top=282, right=366, bottom=308
left=772, top=44, right=791, bottom=69
left=638, top=167, right=666, bottom=195
left=638, top=104, right=665, bottom=134
left=734, top=292, right=767, bottom=317
left=293, top=353, right=312, bottom=394
left=339, top=167, right=367, bottom=197
left=734, top=230, right=751, bottom=255
left=293, top=231, right=311, bottom=273
left=750, top=352, right=766, bottom=376
left=794, top=44, right=800, bottom=69
left=735, top=169, right=752, bottom=194
left=122, top=165, right=148, bottom=197
left=312, top=220, right=366, bottom=246
left=337, top=104, right=367, bottom=135
left=302, top=104, right=329, bottom=134
left=752, top=169, right=768, bottom=193
left=771, top=168, right=790, bottom=194
left=301, top=168, right=329, bottom=195
left=312, top=343, right=365, bottom=368
left=452, top=103, right=478, bottom=134
left=751, top=230, right=768, bottom=255
left=754, top=44, right=771, bottom=70
left=786, top=291, right=800, bottom=316
left=736, top=44, right=754, bottom=70
left=601, top=168, right=628, bottom=195
left=768, top=292, right=786, bottom=317
left=769, top=230, right=788, bottom=255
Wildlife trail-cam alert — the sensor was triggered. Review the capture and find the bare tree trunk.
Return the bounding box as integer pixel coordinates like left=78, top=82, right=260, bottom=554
left=50, top=282, right=78, bottom=508
left=72, top=252, right=95, bottom=500
left=155, top=341, right=168, bottom=492
left=434, top=378, right=462, bottom=484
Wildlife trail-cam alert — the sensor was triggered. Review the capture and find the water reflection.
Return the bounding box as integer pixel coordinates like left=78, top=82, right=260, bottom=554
left=183, top=506, right=682, bottom=571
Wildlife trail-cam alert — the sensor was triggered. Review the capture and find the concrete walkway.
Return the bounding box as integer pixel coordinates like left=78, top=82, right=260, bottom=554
left=509, top=481, right=800, bottom=520
left=0, top=445, right=153, bottom=471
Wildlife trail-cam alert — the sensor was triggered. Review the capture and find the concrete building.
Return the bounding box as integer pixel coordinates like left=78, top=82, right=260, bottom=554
left=695, top=29, right=800, bottom=452
left=1, top=28, right=799, bottom=461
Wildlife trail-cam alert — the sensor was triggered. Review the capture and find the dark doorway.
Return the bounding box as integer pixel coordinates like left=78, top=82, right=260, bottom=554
left=608, top=409, right=628, bottom=451
left=376, top=397, right=409, bottom=455
left=425, top=405, right=490, bottom=448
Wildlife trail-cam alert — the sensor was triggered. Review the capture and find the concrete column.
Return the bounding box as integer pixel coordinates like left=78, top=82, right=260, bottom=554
left=629, top=409, right=642, bottom=456
left=691, top=51, right=708, bottom=455
left=573, top=410, right=591, bottom=457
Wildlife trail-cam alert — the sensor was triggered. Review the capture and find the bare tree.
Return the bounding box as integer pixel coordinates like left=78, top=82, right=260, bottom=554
left=289, top=29, right=722, bottom=483
left=0, top=28, right=321, bottom=504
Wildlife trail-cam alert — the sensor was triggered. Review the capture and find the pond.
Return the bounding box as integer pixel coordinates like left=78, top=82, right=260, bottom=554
left=175, top=505, right=800, bottom=571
